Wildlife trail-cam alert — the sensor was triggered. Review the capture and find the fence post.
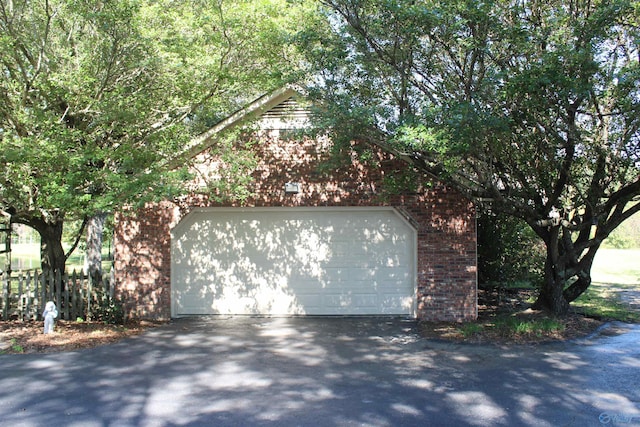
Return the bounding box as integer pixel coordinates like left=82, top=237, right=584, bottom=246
left=1, top=271, right=8, bottom=321
left=34, top=270, right=41, bottom=320
left=109, top=267, right=115, bottom=300
left=39, top=270, right=51, bottom=313
left=25, top=271, right=33, bottom=321
left=64, top=270, right=76, bottom=320
left=17, top=272, right=23, bottom=321
left=23, top=271, right=29, bottom=320
left=55, top=270, right=62, bottom=316
left=87, top=272, right=92, bottom=322
left=40, top=270, right=47, bottom=313
left=76, top=274, right=81, bottom=320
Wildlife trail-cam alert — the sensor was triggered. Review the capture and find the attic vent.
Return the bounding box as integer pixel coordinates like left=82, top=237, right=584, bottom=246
left=258, top=96, right=311, bottom=131
left=262, top=97, right=309, bottom=120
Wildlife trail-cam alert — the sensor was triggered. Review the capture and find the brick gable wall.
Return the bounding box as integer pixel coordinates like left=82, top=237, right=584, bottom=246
left=113, top=135, right=477, bottom=321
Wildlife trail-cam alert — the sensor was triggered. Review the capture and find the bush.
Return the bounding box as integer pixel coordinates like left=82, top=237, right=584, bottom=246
left=92, top=296, right=125, bottom=325
left=477, top=211, right=545, bottom=288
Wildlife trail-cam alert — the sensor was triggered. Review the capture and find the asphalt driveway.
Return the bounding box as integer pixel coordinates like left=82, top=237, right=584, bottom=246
left=0, top=317, right=639, bottom=427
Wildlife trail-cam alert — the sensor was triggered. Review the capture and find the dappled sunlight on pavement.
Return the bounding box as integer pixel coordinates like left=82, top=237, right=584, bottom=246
left=0, top=317, right=638, bottom=426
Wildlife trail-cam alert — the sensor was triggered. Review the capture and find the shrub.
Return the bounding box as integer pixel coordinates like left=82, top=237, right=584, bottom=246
left=457, top=323, right=483, bottom=338
left=477, top=210, right=545, bottom=288
left=92, top=297, right=125, bottom=325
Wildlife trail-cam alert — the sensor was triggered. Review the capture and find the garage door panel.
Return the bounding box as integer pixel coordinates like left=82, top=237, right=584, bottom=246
left=171, top=208, right=415, bottom=316
left=352, top=294, right=378, bottom=308
left=323, top=294, right=379, bottom=309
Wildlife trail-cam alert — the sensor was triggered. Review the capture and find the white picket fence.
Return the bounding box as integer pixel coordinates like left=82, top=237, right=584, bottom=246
left=0, top=269, right=114, bottom=321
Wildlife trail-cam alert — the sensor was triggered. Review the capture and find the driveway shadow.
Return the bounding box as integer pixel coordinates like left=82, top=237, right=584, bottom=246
left=0, top=317, right=638, bottom=426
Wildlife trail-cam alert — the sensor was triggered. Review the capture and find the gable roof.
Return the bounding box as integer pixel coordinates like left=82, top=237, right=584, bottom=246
left=179, top=85, right=308, bottom=161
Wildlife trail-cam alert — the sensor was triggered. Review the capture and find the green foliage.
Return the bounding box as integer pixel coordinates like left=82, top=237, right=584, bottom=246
left=603, top=210, right=640, bottom=249
left=200, top=134, right=259, bottom=204
left=0, top=0, right=312, bottom=272
left=1, top=0, right=188, bottom=215
left=0, top=339, right=25, bottom=354
left=493, top=317, right=565, bottom=337
left=0, top=0, right=194, bottom=264
left=458, top=322, right=483, bottom=338
left=477, top=210, right=545, bottom=287
left=381, top=168, right=422, bottom=195
left=604, top=231, right=636, bottom=249
left=141, top=0, right=310, bottom=134
left=9, top=339, right=24, bottom=354
left=300, top=0, right=640, bottom=313
left=455, top=316, right=565, bottom=339
left=92, top=296, right=125, bottom=325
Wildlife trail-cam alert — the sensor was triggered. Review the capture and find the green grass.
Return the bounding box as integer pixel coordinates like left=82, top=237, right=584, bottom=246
left=458, top=322, right=483, bottom=338
left=494, top=316, right=565, bottom=336
left=2, top=242, right=111, bottom=272
left=591, top=248, right=640, bottom=286
left=0, top=339, right=24, bottom=355
left=453, top=315, right=567, bottom=340
left=458, top=248, right=640, bottom=339
left=487, top=248, right=640, bottom=323
left=575, top=248, right=640, bottom=322
left=2, top=243, right=40, bottom=270
left=572, top=283, right=640, bottom=322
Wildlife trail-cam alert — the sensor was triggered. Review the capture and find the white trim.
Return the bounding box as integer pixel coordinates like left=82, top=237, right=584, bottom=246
left=171, top=206, right=417, bottom=236
left=178, top=87, right=303, bottom=162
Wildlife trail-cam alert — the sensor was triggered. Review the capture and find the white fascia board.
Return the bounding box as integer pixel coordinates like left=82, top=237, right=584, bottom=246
left=178, top=86, right=302, bottom=163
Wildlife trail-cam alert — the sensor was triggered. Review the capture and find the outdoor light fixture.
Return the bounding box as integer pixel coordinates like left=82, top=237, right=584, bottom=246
left=284, top=182, right=300, bottom=194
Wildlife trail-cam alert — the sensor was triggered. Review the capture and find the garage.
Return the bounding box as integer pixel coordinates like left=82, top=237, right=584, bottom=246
left=171, top=207, right=416, bottom=316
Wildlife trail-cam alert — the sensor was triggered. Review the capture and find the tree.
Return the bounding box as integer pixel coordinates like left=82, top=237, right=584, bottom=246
left=477, top=210, right=545, bottom=287
left=0, top=0, right=307, bottom=279
left=603, top=205, right=640, bottom=248
left=84, top=212, right=107, bottom=285
left=298, top=0, right=640, bottom=314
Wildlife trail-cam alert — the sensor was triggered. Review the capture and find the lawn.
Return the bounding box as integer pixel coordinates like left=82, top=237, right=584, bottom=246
left=591, top=248, right=640, bottom=287
left=2, top=243, right=111, bottom=272
left=2, top=243, right=40, bottom=270
left=573, top=248, right=640, bottom=322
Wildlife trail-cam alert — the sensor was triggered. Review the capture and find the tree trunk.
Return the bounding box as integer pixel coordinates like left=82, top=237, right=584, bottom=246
left=532, top=255, right=571, bottom=315
left=532, top=229, right=600, bottom=315
left=11, top=211, right=67, bottom=295
left=85, top=212, right=107, bottom=286
left=563, top=273, right=592, bottom=303
left=562, top=247, right=598, bottom=303
left=38, top=219, right=66, bottom=295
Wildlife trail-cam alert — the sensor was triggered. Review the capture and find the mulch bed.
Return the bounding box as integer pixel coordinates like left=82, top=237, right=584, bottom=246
left=418, top=287, right=606, bottom=344
left=0, top=286, right=631, bottom=353
left=0, top=320, right=164, bottom=354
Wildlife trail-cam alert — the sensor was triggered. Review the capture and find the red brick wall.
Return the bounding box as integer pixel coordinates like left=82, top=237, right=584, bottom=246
left=113, top=135, right=477, bottom=321
left=113, top=202, right=175, bottom=319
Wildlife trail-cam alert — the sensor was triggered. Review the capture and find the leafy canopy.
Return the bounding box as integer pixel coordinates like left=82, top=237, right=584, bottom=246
left=0, top=0, right=309, bottom=222
left=298, top=0, right=640, bottom=312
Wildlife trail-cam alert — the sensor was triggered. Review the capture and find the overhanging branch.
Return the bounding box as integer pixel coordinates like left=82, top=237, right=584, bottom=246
left=64, top=216, right=88, bottom=261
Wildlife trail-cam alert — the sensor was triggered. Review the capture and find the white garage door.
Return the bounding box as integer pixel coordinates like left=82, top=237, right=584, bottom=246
left=171, top=207, right=416, bottom=316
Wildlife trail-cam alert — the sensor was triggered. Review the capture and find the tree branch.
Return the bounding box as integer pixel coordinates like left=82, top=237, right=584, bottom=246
left=64, top=216, right=88, bottom=261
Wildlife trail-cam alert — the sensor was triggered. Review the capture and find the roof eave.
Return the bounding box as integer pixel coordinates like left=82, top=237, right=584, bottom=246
left=177, top=86, right=303, bottom=164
